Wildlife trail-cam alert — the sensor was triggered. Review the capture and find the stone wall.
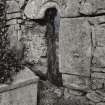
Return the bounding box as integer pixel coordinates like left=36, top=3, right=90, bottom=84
left=22, top=0, right=105, bottom=90
left=4, top=0, right=105, bottom=104
left=59, top=0, right=105, bottom=104
left=6, top=0, right=48, bottom=75
left=59, top=0, right=105, bottom=90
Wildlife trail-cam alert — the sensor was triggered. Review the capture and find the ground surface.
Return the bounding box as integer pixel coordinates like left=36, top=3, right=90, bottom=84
left=37, top=80, right=95, bottom=105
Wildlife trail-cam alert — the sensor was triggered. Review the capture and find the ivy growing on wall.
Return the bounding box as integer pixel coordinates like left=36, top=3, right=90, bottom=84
left=0, top=0, right=24, bottom=84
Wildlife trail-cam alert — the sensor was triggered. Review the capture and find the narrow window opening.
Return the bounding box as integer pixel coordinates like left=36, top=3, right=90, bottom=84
left=45, top=8, right=62, bottom=87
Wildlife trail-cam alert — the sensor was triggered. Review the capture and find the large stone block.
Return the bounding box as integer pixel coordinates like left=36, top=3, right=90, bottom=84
left=92, top=72, right=105, bottom=79
left=6, top=19, right=17, bottom=25
left=34, top=58, right=47, bottom=74
left=6, top=1, right=20, bottom=13
left=93, top=47, right=105, bottom=67
left=94, top=24, right=105, bottom=47
left=0, top=67, right=39, bottom=105
left=91, top=71, right=105, bottom=89
left=92, top=67, right=105, bottom=73
left=62, top=74, right=90, bottom=89
left=89, top=17, right=105, bottom=67
left=22, top=23, right=47, bottom=63
left=15, top=0, right=25, bottom=8
left=86, top=91, right=103, bottom=103
left=6, top=12, right=21, bottom=20
left=58, top=0, right=80, bottom=17
left=7, top=25, right=22, bottom=50
left=59, top=18, right=91, bottom=76
left=96, top=103, right=105, bottom=105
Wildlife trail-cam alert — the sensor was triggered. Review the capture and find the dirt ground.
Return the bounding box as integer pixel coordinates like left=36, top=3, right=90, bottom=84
left=37, top=80, right=95, bottom=105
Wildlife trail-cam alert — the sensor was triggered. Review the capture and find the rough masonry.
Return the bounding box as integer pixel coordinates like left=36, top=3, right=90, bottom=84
left=4, top=0, right=105, bottom=105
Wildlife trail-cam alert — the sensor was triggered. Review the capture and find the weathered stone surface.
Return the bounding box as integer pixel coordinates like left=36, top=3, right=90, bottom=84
left=13, top=67, right=37, bottom=82
left=15, top=0, right=25, bottom=8
left=34, top=58, right=48, bottom=74
left=0, top=68, right=39, bottom=105
left=24, top=0, right=40, bottom=19
left=91, top=20, right=105, bottom=46
left=96, top=102, right=105, bottom=105
left=34, top=64, right=47, bottom=74
left=69, top=90, right=83, bottom=96
left=6, top=12, right=21, bottom=20
left=64, top=88, right=84, bottom=99
left=59, top=17, right=105, bottom=90
left=54, top=88, right=63, bottom=97
left=24, top=0, right=105, bottom=19
left=6, top=19, right=17, bottom=25
left=59, top=0, right=80, bottom=17
left=92, top=72, right=105, bottom=79
left=62, top=74, right=89, bottom=90
left=63, top=88, right=71, bottom=99
left=91, top=79, right=105, bottom=89
left=7, top=25, right=22, bottom=47
left=63, top=93, right=93, bottom=105
left=17, top=19, right=22, bottom=24
left=68, top=89, right=84, bottom=96
left=79, top=2, right=95, bottom=15
left=93, top=31, right=105, bottom=67
left=96, top=90, right=105, bottom=97
left=86, top=92, right=103, bottom=103
left=92, top=25, right=105, bottom=67
left=59, top=18, right=91, bottom=76
left=24, top=0, right=79, bottom=18
left=92, top=67, right=105, bottom=73
left=90, top=16, right=105, bottom=25
left=6, top=1, right=20, bottom=13
left=91, top=74, right=105, bottom=89
left=65, top=0, right=105, bottom=16
left=22, top=23, right=47, bottom=63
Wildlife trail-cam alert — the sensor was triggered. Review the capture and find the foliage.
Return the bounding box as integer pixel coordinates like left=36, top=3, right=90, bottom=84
left=0, top=0, right=24, bottom=83
left=0, top=49, right=24, bottom=83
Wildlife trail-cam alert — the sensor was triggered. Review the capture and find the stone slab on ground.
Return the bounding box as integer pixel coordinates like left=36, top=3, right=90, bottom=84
left=0, top=67, right=39, bottom=105
left=86, top=92, right=103, bottom=103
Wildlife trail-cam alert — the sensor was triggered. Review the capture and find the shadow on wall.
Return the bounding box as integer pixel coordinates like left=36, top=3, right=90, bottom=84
left=45, top=8, right=62, bottom=87
left=29, top=7, right=62, bottom=87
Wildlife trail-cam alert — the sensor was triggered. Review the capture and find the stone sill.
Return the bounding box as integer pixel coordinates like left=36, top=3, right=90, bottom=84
left=0, top=76, right=39, bottom=93
left=0, top=67, right=39, bottom=105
